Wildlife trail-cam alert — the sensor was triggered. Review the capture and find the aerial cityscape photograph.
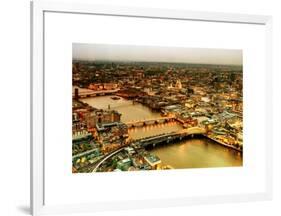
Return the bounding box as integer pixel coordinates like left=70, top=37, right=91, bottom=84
left=72, top=43, right=243, bottom=173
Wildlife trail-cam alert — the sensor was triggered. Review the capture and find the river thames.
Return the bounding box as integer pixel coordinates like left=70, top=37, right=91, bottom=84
left=81, top=96, right=242, bottom=169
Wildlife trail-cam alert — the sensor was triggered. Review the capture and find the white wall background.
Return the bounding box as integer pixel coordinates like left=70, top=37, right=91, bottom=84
left=0, top=0, right=280, bottom=216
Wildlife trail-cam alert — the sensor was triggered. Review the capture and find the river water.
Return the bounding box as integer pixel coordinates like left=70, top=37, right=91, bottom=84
left=81, top=96, right=161, bottom=122
left=81, top=96, right=242, bottom=168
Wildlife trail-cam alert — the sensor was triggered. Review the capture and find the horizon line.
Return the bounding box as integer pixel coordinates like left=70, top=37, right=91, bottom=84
left=72, top=59, right=243, bottom=67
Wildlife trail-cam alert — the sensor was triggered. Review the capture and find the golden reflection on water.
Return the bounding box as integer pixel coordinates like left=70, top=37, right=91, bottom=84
left=128, top=122, right=182, bottom=140
left=149, top=138, right=242, bottom=169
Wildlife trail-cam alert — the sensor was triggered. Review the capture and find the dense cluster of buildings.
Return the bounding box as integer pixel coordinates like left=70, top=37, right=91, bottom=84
left=72, top=60, right=243, bottom=173
left=95, top=144, right=163, bottom=172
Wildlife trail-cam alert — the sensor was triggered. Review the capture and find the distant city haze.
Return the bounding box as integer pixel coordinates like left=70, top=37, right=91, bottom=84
left=73, top=43, right=242, bottom=65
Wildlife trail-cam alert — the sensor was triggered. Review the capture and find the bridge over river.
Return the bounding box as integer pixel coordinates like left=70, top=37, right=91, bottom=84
left=90, top=127, right=206, bottom=172
left=72, top=87, right=120, bottom=98
left=125, top=117, right=176, bottom=128
left=134, top=127, right=206, bottom=147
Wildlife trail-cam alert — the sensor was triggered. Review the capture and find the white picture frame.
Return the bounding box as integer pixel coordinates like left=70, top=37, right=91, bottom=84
left=31, top=0, right=273, bottom=215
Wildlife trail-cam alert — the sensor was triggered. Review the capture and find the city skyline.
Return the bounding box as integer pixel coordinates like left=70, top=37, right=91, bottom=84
left=72, top=43, right=243, bottom=66
left=72, top=52, right=243, bottom=173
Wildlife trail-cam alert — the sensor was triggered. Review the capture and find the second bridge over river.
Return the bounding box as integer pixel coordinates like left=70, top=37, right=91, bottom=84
left=125, top=116, right=177, bottom=128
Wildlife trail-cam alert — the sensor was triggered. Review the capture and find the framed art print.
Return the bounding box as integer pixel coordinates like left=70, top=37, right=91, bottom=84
left=31, top=0, right=273, bottom=215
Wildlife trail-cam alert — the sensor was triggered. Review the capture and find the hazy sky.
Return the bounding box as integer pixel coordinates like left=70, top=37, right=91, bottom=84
left=72, top=43, right=242, bottom=65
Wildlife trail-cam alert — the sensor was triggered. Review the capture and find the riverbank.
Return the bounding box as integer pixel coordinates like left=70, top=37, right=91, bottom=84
left=203, top=135, right=242, bottom=152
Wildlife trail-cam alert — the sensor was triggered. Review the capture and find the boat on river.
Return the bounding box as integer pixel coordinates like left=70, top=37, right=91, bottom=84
left=111, top=96, right=121, bottom=100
